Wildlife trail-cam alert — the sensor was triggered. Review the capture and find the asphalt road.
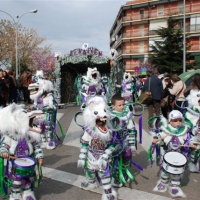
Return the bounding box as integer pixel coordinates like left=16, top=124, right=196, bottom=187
left=1, top=105, right=200, bottom=200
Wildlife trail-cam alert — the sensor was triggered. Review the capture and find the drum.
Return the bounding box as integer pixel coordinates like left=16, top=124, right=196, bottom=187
left=163, top=152, right=187, bottom=174
left=12, top=157, right=36, bottom=178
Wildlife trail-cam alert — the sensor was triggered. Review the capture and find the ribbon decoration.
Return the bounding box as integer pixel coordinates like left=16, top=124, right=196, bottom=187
left=131, top=160, right=143, bottom=171
left=35, top=163, right=43, bottom=188
left=0, top=158, right=8, bottom=198
left=118, top=155, right=126, bottom=184
left=74, top=111, right=84, bottom=128
left=138, top=115, right=142, bottom=144
left=84, top=158, right=93, bottom=178
left=147, top=144, right=160, bottom=167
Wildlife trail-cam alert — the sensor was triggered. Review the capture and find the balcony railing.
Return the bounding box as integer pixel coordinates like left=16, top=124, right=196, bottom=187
left=189, top=44, right=200, bottom=51
left=120, top=4, right=200, bottom=23
left=118, top=48, right=149, bottom=55
left=122, top=30, right=149, bottom=38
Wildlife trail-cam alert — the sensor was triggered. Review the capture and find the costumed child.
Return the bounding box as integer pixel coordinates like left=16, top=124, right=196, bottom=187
left=109, top=49, right=125, bottom=100
left=0, top=103, right=44, bottom=200
left=184, top=89, right=200, bottom=172
left=109, top=94, right=138, bottom=188
left=149, top=110, right=192, bottom=198
left=81, top=67, right=106, bottom=105
left=77, top=96, right=117, bottom=200
left=121, top=72, right=136, bottom=103
left=28, top=71, right=59, bottom=150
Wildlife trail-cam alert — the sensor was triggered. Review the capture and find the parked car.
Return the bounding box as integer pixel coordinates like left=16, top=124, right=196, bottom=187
left=179, top=69, right=200, bottom=86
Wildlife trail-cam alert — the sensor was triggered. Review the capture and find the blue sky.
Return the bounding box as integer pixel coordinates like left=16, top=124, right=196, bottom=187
left=0, top=0, right=127, bottom=56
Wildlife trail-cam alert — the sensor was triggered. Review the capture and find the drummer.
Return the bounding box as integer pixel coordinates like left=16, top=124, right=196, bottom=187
left=150, top=110, right=192, bottom=198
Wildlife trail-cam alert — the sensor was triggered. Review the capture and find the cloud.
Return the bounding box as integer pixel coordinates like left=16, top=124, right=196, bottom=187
left=0, top=0, right=126, bottom=56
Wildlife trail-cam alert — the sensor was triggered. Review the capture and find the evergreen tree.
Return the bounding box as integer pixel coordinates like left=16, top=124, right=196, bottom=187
left=149, top=17, right=190, bottom=73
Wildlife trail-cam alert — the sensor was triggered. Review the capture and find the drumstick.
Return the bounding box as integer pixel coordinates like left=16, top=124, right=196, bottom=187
left=9, top=156, right=27, bottom=161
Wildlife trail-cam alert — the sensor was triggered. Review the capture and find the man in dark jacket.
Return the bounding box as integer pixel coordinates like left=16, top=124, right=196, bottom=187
left=142, top=69, right=163, bottom=119
left=21, top=70, right=32, bottom=104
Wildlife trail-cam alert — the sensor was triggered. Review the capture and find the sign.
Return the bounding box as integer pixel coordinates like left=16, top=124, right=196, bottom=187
left=134, top=66, right=139, bottom=72
left=141, top=67, right=147, bottom=75
left=70, top=47, right=103, bottom=57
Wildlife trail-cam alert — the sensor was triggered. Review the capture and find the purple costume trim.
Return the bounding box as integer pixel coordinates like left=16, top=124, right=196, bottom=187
left=16, top=138, right=29, bottom=156
left=139, top=115, right=142, bottom=144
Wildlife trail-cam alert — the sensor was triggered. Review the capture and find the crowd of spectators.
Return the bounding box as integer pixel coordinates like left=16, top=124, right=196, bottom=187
left=0, top=69, right=32, bottom=107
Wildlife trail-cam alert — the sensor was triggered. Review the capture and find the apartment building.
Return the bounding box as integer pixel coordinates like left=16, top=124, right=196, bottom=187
left=109, top=0, right=200, bottom=74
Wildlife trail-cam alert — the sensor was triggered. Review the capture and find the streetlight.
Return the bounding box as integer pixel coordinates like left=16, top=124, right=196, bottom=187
left=0, top=9, right=38, bottom=79
left=183, top=0, right=186, bottom=73
left=18, top=34, right=33, bottom=75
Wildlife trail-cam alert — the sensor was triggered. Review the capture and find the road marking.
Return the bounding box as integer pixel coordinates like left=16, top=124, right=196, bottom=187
left=62, top=117, right=152, bottom=152
left=42, top=166, right=172, bottom=200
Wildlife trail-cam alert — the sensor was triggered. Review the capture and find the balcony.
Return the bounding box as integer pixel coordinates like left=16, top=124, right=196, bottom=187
left=118, top=48, right=149, bottom=55
left=121, top=4, right=200, bottom=24
left=122, top=30, right=149, bottom=38
left=189, top=44, right=200, bottom=51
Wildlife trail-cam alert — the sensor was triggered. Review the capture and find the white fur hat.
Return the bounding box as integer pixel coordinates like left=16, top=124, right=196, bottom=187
left=168, top=110, right=183, bottom=122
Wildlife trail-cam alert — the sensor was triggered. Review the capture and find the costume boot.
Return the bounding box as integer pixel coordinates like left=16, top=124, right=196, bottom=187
left=40, top=134, right=47, bottom=148
left=168, top=174, right=186, bottom=198
left=9, top=187, right=22, bottom=200
left=188, top=151, right=199, bottom=172
left=153, top=171, right=169, bottom=193
left=46, top=131, right=56, bottom=150
left=22, top=189, right=36, bottom=200
left=99, top=171, right=117, bottom=200
left=81, top=169, right=98, bottom=190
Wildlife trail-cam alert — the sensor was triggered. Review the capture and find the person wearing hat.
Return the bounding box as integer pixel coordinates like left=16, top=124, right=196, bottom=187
left=149, top=110, right=194, bottom=198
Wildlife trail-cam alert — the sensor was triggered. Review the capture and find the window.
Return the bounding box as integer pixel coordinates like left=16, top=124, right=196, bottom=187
left=157, top=5, right=164, bottom=17
left=139, top=25, right=144, bottom=36
left=140, top=9, right=144, bottom=19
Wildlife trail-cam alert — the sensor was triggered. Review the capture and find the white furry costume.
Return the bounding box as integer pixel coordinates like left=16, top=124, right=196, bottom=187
left=121, top=72, right=136, bottom=103
left=184, top=89, right=200, bottom=172
left=77, top=96, right=117, bottom=200
left=0, top=104, right=44, bottom=200
left=28, top=71, right=58, bottom=150
left=149, top=111, right=190, bottom=198
left=81, top=67, right=105, bottom=104
left=109, top=49, right=125, bottom=100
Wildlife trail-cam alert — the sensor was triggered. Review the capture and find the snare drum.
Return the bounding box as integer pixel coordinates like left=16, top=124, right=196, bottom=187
left=163, top=152, right=187, bottom=174
left=12, top=157, right=36, bottom=178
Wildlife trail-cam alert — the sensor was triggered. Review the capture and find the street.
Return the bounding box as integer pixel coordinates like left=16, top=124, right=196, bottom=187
left=2, top=105, right=200, bottom=200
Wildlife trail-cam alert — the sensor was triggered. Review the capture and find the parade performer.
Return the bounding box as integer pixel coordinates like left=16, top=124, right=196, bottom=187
left=77, top=96, right=117, bottom=200
left=109, top=94, right=141, bottom=188
left=28, top=71, right=59, bottom=150
left=81, top=67, right=106, bottom=106
left=101, top=75, right=110, bottom=102
left=121, top=72, right=136, bottom=103
left=148, top=110, right=193, bottom=198
left=109, top=49, right=125, bottom=101
left=184, top=89, right=200, bottom=172
left=0, top=103, right=44, bottom=200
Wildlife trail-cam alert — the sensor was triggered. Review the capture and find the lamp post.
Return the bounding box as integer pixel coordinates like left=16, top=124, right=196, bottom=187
left=18, top=34, right=33, bottom=75
left=0, top=9, right=38, bottom=79
left=183, top=0, right=186, bottom=73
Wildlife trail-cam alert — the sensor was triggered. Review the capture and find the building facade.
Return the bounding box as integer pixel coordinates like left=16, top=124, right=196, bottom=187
left=109, top=0, right=200, bottom=74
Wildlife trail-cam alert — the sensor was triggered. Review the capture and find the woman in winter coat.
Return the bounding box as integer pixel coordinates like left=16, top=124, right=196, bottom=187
left=168, top=74, right=186, bottom=111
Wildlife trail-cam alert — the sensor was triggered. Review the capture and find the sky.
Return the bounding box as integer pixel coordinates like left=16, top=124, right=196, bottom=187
left=0, top=0, right=128, bottom=57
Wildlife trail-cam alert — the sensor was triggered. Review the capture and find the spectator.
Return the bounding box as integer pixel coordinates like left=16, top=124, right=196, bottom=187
left=21, top=70, right=32, bottom=104
left=3, top=71, right=10, bottom=105
left=8, top=71, right=18, bottom=104
left=0, top=69, right=7, bottom=107
left=184, top=73, right=200, bottom=97
left=161, top=77, right=173, bottom=119
left=142, top=69, right=163, bottom=119
left=168, top=74, right=186, bottom=111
